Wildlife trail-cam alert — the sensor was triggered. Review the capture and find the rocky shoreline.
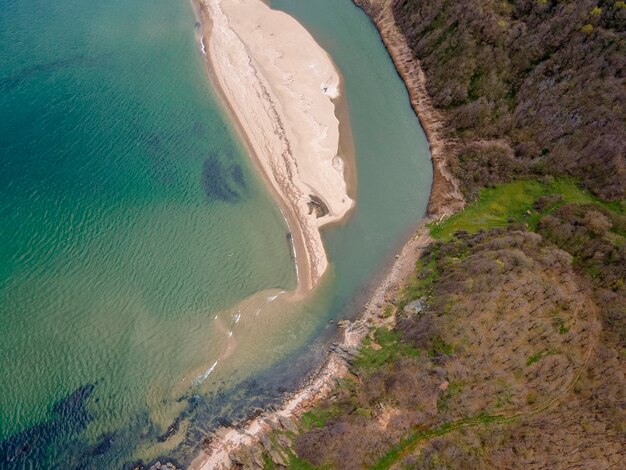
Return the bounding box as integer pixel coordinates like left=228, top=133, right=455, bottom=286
left=188, top=222, right=433, bottom=469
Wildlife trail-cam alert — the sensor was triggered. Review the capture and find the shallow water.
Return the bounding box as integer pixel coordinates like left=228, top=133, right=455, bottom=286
left=0, top=0, right=431, bottom=466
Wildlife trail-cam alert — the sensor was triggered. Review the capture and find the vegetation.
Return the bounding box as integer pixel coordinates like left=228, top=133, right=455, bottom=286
left=392, top=0, right=625, bottom=201
left=353, top=327, right=421, bottom=372
left=429, top=178, right=624, bottom=240
left=256, top=179, right=624, bottom=469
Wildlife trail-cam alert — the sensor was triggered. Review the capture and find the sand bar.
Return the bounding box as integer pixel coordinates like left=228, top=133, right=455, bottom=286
left=199, top=0, right=354, bottom=290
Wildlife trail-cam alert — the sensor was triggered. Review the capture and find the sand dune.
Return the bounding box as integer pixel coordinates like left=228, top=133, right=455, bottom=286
left=200, top=0, right=354, bottom=291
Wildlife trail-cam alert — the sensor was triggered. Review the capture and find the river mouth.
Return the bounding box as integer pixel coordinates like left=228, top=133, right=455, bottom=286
left=0, top=0, right=431, bottom=467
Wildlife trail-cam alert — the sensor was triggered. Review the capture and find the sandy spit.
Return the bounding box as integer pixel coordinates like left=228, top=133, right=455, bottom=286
left=198, top=0, right=354, bottom=292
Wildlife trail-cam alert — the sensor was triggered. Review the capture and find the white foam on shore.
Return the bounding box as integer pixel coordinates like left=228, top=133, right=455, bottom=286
left=278, top=206, right=300, bottom=286
left=266, top=291, right=286, bottom=303
left=200, top=37, right=207, bottom=56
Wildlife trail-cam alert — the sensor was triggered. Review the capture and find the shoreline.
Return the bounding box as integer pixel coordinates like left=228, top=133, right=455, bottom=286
left=192, top=0, right=313, bottom=294
left=188, top=1, right=464, bottom=468
left=196, top=0, right=355, bottom=293
left=189, top=221, right=434, bottom=470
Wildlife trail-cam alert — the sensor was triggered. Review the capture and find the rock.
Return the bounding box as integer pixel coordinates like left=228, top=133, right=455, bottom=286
left=263, top=418, right=280, bottom=430
left=330, top=344, right=357, bottom=363
left=157, top=417, right=180, bottom=442
left=269, top=448, right=288, bottom=467
left=260, top=434, right=272, bottom=451
left=277, top=434, right=291, bottom=448
left=278, top=415, right=297, bottom=433
left=432, top=367, right=447, bottom=379
left=337, top=320, right=350, bottom=329
left=439, top=380, right=449, bottom=391
left=403, top=298, right=425, bottom=315
left=230, top=446, right=264, bottom=469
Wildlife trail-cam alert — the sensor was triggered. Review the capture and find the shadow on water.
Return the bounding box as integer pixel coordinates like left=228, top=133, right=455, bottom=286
left=0, top=55, right=108, bottom=91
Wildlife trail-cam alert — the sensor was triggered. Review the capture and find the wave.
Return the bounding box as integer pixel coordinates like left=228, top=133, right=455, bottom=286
left=193, top=360, right=218, bottom=385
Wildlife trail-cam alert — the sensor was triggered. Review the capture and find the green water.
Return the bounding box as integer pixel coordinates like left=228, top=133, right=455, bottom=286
left=0, top=0, right=431, bottom=466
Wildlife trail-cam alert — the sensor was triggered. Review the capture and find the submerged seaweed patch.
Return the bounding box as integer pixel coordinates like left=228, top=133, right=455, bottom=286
left=0, top=54, right=107, bottom=91
left=0, top=383, right=95, bottom=468
left=201, top=155, right=247, bottom=202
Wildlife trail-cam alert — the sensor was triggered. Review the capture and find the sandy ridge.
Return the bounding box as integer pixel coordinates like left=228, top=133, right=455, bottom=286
left=200, top=0, right=354, bottom=291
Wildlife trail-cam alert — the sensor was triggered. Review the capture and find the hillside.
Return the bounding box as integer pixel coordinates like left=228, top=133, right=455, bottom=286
left=237, top=181, right=625, bottom=469
left=392, top=0, right=625, bottom=201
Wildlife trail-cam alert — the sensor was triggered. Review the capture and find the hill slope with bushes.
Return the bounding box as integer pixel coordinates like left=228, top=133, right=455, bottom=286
left=392, top=0, right=625, bottom=200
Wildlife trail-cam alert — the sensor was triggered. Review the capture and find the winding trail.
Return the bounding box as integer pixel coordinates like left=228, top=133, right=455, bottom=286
left=372, top=302, right=601, bottom=469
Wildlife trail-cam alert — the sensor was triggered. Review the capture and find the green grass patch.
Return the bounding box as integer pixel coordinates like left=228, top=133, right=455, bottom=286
left=429, top=178, right=623, bottom=241
left=300, top=405, right=342, bottom=430
left=383, top=304, right=394, bottom=318
left=428, top=336, right=454, bottom=357
left=286, top=456, right=320, bottom=470
left=526, top=351, right=544, bottom=366
left=354, top=327, right=421, bottom=372
left=554, top=318, right=570, bottom=335
left=400, top=248, right=441, bottom=308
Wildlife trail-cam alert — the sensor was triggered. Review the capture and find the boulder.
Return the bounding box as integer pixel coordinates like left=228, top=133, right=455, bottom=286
left=403, top=298, right=425, bottom=315
left=278, top=415, right=297, bottom=433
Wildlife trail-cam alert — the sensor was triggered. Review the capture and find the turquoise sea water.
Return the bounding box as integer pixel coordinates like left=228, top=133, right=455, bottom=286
left=0, top=0, right=431, bottom=466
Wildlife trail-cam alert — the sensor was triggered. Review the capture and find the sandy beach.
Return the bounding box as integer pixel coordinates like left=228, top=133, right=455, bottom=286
left=198, top=0, right=354, bottom=292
